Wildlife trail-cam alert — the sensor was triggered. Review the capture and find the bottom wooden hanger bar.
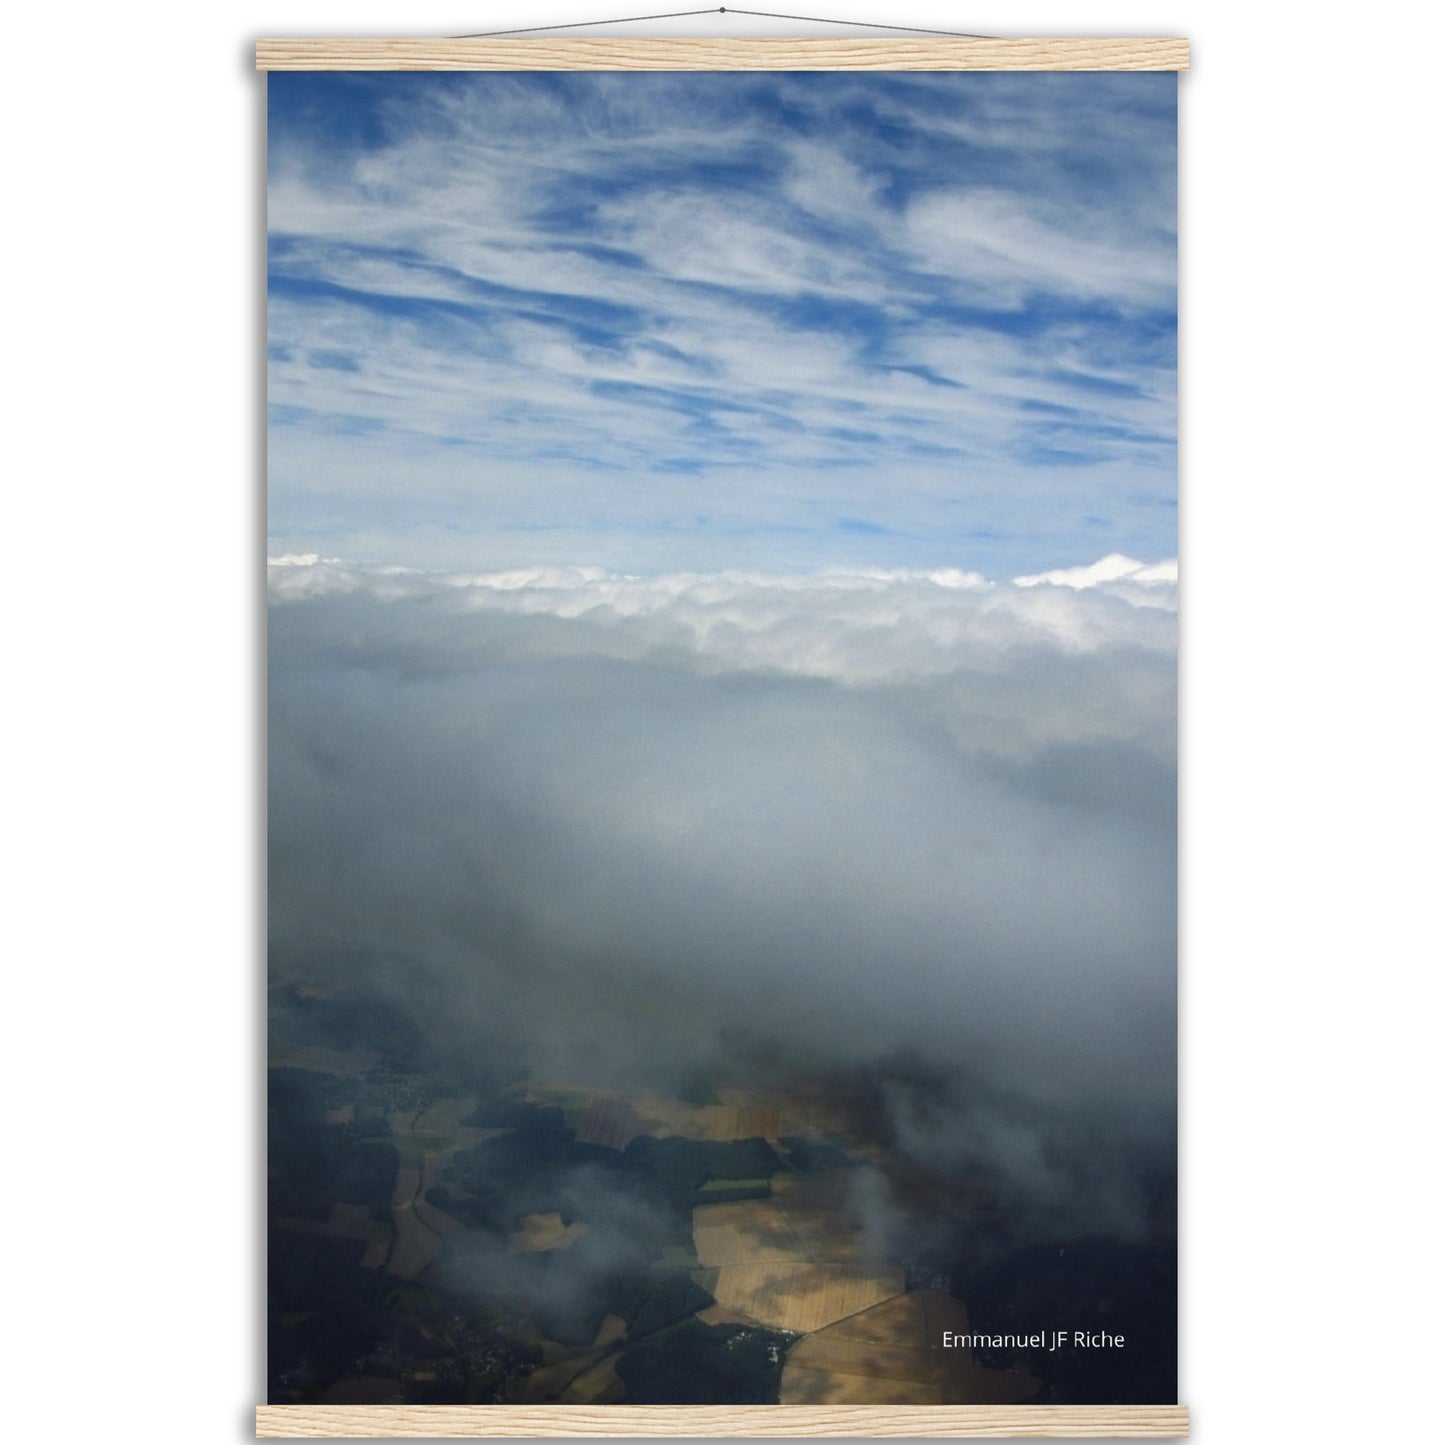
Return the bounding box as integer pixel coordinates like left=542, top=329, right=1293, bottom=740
left=257, top=1403, right=1189, bottom=1437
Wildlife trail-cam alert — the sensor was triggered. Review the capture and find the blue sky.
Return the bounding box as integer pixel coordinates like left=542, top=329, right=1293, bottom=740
left=267, top=71, right=1176, bottom=577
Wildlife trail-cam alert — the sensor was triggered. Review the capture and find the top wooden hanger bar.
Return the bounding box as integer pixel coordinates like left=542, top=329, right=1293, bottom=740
left=255, top=38, right=1189, bottom=72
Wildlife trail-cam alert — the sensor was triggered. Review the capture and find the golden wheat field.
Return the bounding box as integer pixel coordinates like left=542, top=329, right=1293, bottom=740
left=778, top=1291, right=1039, bottom=1405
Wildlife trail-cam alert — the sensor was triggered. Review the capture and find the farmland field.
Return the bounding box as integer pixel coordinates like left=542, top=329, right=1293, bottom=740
left=777, top=1291, right=1038, bottom=1404
left=706, top=1262, right=904, bottom=1334
left=266, top=984, right=1163, bottom=1407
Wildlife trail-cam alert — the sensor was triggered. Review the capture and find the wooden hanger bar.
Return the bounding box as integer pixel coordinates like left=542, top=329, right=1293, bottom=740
left=256, top=37, right=1189, bottom=72
left=257, top=1402, right=1190, bottom=1436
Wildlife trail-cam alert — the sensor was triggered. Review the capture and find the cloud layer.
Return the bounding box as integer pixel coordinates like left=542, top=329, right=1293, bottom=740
left=269, top=558, right=1176, bottom=1173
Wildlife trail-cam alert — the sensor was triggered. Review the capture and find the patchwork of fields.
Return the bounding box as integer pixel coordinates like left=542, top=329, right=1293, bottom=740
left=267, top=987, right=1042, bottom=1406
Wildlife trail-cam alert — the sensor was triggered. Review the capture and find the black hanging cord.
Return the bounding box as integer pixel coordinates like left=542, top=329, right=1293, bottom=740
left=456, top=9, right=723, bottom=37
left=723, top=9, right=989, bottom=37
left=454, top=8, right=992, bottom=41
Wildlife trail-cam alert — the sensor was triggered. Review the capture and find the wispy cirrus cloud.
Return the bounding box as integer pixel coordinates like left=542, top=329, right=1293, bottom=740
left=267, top=72, right=1176, bottom=575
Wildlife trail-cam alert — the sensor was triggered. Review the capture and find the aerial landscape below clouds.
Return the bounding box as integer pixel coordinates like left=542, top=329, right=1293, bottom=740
left=267, top=67, right=1177, bottom=1407
left=267, top=555, right=1176, bottom=1404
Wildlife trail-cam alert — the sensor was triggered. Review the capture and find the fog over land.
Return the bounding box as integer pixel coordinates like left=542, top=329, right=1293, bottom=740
left=269, top=556, right=1176, bottom=1243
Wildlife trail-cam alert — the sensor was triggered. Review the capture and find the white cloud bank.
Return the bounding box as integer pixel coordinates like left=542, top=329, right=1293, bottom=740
left=270, top=558, right=1174, bottom=1140
left=269, top=554, right=1176, bottom=693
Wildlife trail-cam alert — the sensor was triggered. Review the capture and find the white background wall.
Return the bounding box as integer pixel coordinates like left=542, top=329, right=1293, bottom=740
left=5, top=4, right=1437, bottom=1440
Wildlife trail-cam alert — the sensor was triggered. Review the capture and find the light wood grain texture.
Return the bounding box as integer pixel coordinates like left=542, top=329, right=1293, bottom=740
left=256, top=1404, right=1188, bottom=1437
left=255, top=38, right=1188, bottom=72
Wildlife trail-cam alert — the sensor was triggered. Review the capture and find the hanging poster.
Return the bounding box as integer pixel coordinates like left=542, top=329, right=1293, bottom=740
left=260, top=36, right=1187, bottom=1438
